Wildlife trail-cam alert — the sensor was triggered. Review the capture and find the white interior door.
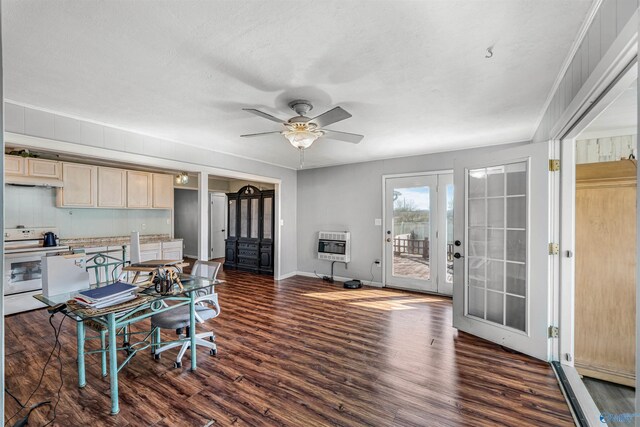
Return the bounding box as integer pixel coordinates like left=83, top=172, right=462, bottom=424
left=437, top=174, right=454, bottom=296
left=384, top=175, right=438, bottom=293
left=210, top=193, right=226, bottom=259
left=452, top=142, right=551, bottom=360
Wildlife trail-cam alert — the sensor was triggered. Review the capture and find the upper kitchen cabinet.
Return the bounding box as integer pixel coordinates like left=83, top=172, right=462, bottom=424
left=56, top=163, right=97, bottom=207
left=97, top=167, right=127, bottom=208
left=5, top=156, right=25, bottom=175
left=152, top=173, right=174, bottom=209
left=26, top=158, right=61, bottom=179
left=127, top=171, right=152, bottom=208
left=5, top=156, right=60, bottom=179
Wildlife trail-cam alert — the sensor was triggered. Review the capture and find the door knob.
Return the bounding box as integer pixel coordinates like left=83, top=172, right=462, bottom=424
left=386, top=230, right=391, bottom=235
left=453, top=252, right=463, bottom=259
left=454, top=240, right=462, bottom=246
left=386, top=238, right=391, bottom=243
left=221, top=229, right=225, bottom=232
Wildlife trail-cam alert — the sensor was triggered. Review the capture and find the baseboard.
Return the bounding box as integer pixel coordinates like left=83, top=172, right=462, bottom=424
left=295, top=271, right=384, bottom=287
left=276, top=271, right=298, bottom=280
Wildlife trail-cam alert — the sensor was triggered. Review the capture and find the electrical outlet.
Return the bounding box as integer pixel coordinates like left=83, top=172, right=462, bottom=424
left=141, top=223, right=146, bottom=230
left=166, top=218, right=171, bottom=225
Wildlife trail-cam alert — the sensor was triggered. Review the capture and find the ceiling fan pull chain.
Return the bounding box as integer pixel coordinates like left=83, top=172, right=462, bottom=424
left=299, top=148, right=305, bottom=168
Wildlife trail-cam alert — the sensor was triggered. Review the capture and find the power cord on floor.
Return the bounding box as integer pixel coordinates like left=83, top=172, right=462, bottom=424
left=4, top=314, right=66, bottom=427
left=42, top=314, right=65, bottom=427
left=366, top=261, right=375, bottom=286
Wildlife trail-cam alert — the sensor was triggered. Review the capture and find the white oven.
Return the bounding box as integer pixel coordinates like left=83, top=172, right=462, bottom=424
left=4, top=248, right=67, bottom=295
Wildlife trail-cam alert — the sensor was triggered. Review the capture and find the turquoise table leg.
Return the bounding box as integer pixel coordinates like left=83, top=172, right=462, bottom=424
left=100, top=330, right=107, bottom=377
left=107, top=313, right=119, bottom=415
left=77, top=320, right=86, bottom=388
left=190, top=292, right=197, bottom=371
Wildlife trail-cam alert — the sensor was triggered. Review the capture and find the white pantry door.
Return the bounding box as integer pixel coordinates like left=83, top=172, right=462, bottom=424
left=452, top=142, right=551, bottom=360
left=210, top=193, right=227, bottom=259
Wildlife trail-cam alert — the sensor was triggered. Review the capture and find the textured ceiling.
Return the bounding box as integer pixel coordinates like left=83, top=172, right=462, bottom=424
left=3, top=1, right=593, bottom=169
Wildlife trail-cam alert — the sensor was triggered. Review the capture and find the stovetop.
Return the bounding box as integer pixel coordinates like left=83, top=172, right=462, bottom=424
left=4, top=227, right=66, bottom=254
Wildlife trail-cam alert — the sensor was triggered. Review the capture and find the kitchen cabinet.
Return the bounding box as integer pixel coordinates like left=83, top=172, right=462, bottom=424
left=152, top=173, right=174, bottom=209
left=56, top=163, right=97, bottom=207
left=224, top=185, right=274, bottom=275
left=161, top=240, right=183, bottom=260
left=5, top=156, right=25, bottom=176
left=5, top=156, right=60, bottom=179
left=26, top=158, right=60, bottom=179
left=97, top=167, right=127, bottom=208
left=139, top=242, right=161, bottom=262
left=127, top=171, right=152, bottom=208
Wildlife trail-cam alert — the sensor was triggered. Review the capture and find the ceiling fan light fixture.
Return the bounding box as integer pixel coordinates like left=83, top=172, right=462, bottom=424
left=283, top=123, right=323, bottom=149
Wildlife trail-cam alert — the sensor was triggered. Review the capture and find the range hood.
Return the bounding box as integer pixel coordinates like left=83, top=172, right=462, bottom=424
left=5, top=175, right=64, bottom=187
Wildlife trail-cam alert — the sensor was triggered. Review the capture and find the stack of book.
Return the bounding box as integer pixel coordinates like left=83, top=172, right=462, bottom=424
left=74, top=281, right=138, bottom=309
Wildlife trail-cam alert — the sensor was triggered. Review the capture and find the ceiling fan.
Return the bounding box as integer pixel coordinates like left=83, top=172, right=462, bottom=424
left=240, top=100, right=364, bottom=152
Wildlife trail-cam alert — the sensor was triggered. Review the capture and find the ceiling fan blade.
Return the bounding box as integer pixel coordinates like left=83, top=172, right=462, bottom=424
left=309, top=106, right=352, bottom=127
left=240, top=131, right=283, bottom=138
left=243, top=108, right=287, bottom=124
left=322, top=129, right=364, bottom=144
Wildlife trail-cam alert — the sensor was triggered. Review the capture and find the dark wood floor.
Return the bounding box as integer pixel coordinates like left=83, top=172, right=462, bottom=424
left=4, top=270, right=574, bottom=426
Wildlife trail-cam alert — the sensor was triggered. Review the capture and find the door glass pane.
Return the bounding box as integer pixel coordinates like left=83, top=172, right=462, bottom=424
left=468, top=286, right=484, bottom=318
left=392, top=186, right=430, bottom=280
left=486, top=290, right=504, bottom=324
left=240, top=199, right=248, bottom=237
left=446, top=184, right=454, bottom=284
left=263, top=197, right=272, bottom=239
left=250, top=199, right=259, bottom=238
left=466, top=161, right=527, bottom=332
left=228, top=200, right=236, bottom=237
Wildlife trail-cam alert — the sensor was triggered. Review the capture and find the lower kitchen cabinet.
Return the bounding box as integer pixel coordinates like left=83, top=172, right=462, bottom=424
left=161, top=240, right=183, bottom=260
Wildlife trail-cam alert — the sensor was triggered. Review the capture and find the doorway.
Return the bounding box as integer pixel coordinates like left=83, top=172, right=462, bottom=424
left=383, top=172, right=453, bottom=295
left=559, top=74, right=637, bottom=425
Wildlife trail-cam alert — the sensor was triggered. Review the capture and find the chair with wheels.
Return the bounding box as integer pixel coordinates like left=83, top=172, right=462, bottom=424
left=150, top=260, right=221, bottom=368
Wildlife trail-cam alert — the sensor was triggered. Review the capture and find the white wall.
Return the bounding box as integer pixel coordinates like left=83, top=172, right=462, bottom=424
left=576, top=133, right=637, bottom=163
left=296, top=142, right=525, bottom=283
left=4, top=102, right=298, bottom=277
left=5, top=185, right=171, bottom=238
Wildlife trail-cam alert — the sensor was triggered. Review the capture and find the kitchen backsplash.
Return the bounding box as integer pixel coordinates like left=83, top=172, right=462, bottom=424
left=6, top=186, right=172, bottom=238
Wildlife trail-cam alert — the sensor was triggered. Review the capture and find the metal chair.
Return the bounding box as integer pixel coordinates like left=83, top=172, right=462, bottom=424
left=150, top=260, right=221, bottom=368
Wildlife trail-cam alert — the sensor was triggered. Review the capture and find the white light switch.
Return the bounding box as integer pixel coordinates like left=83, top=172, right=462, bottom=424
left=374, top=218, right=382, bottom=226
left=280, top=219, right=284, bottom=226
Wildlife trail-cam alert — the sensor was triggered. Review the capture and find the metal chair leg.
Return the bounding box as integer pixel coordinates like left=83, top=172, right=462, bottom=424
left=100, top=330, right=107, bottom=377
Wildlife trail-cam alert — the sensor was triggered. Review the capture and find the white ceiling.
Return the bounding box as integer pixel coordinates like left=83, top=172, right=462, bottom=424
left=579, top=80, right=637, bottom=139
left=4, top=1, right=593, bottom=169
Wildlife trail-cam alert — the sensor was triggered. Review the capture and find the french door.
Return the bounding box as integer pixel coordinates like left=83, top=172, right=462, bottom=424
left=384, top=173, right=452, bottom=294
left=452, top=142, right=551, bottom=360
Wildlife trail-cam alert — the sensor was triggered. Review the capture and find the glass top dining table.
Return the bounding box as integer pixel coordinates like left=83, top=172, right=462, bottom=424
left=33, top=273, right=218, bottom=415
left=34, top=274, right=216, bottom=320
